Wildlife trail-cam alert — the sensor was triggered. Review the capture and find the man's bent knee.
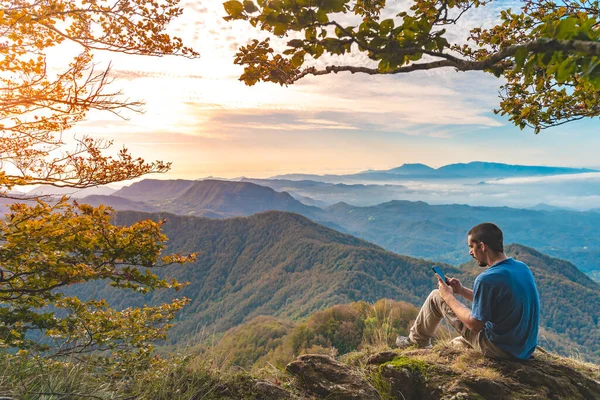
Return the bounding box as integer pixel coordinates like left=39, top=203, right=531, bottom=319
left=424, top=289, right=446, bottom=318
left=428, top=289, right=442, bottom=300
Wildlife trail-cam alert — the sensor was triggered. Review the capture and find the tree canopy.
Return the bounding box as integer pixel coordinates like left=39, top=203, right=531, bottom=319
left=224, top=0, right=600, bottom=132
left=1, top=0, right=198, bottom=360
left=1, top=0, right=199, bottom=191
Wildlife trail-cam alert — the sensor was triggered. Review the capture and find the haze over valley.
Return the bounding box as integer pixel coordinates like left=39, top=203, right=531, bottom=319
left=24, top=161, right=600, bottom=284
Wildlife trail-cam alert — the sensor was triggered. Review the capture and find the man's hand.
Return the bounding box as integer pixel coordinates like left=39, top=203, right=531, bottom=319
left=447, top=277, right=463, bottom=297
left=436, top=275, right=454, bottom=301
left=436, top=275, right=485, bottom=333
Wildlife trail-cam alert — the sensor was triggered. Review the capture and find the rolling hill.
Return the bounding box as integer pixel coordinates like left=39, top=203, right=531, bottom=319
left=79, top=195, right=159, bottom=212
left=74, top=211, right=599, bottom=362
left=169, top=180, right=320, bottom=217
left=85, top=179, right=600, bottom=280
left=112, top=179, right=196, bottom=203
left=88, top=180, right=322, bottom=218
left=320, top=200, right=600, bottom=278
left=105, top=210, right=447, bottom=340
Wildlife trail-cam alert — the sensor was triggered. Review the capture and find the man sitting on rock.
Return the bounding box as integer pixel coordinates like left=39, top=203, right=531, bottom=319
left=396, top=223, right=540, bottom=360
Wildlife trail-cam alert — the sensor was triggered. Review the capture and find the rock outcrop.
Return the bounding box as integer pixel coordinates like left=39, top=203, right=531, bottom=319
left=286, top=354, right=380, bottom=399
left=278, top=345, right=600, bottom=399
left=253, top=380, right=293, bottom=400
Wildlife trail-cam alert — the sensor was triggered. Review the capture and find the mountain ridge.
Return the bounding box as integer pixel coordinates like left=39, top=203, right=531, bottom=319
left=272, top=161, right=598, bottom=182
left=87, top=180, right=322, bottom=219
left=71, top=210, right=600, bottom=362
left=84, top=179, right=600, bottom=279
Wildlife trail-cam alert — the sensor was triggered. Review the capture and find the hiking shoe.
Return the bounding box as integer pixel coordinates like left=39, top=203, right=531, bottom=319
left=395, top=335, right=432, bottom=349
left=395, top=335, right=413, bottom=348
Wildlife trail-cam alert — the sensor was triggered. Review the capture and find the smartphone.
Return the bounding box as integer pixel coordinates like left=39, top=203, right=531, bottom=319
left=431, top=265, right=449, bottom=284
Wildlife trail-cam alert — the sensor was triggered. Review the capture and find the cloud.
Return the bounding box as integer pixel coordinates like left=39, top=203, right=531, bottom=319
left=181, top=106, right=496, bottom=139
left=42, top=0, right=516, bottom=158
left=111, top=69, right=204, bottom=81
left=164, top=72, right=503, bottom=133
left=489, top=172, right=600, bottom=185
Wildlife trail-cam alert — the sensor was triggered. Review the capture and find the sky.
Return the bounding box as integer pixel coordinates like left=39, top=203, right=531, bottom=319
left=53, top=0, right=600, bottom=180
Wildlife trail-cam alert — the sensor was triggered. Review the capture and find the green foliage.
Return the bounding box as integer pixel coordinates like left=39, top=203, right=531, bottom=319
left=80, top=210, right=600, bottom=363
left=203, top=299, right=418, bottom=370
left=209, top=316, right=295, bottom=369
left=368, top=368, right=394, bottom=400
left=0, top=352, right=117, bottom=400
left=0, top=199, right=195, bottom=356
left=92, top=210, right=440, bottom=345
left=2, top=300, right=599, bottom=399
left=127, top=357, right=260, bottom=400
left=291, top=299, right=417, bottom=354
left=224, top=0, right=600, bottom=132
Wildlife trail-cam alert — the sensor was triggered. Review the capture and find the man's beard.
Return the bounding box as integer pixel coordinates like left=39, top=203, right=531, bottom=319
left=473, top=256, right=488, bottom=267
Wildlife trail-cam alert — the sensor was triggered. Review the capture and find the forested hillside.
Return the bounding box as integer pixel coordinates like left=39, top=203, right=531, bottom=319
left=84, top=179, right=600, bottom=281
left=70, top=211, right=600, bottom=362
left=104, top=210, right=449, bottom=342
left=80, top=195, right=159, bottom=212
left=322, top=200, right=600, bottom=279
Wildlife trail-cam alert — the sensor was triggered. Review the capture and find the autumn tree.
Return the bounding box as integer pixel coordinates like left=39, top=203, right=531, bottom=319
left=224, top=0, right=600, bottom=133
left=0, top=0, right=198, bottom=357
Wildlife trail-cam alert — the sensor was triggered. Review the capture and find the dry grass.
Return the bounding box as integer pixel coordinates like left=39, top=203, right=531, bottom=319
left=0, top=352, right=264, bottom=400
left=399, top=341, right=510, bottom=384
left=534, top=349, right=600, bottom=381
left=405, top=349, right=448, bottom=365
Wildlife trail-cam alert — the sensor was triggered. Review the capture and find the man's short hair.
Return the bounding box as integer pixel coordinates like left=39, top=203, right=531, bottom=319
left=468, top=223, right=504, bottom=253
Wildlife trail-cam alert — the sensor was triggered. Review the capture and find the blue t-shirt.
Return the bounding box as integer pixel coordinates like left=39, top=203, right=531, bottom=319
left=471, top=258, right=540, bottom=359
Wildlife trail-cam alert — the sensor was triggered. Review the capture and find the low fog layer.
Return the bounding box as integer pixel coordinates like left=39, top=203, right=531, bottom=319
left=246, top=173, right=600, bottom=211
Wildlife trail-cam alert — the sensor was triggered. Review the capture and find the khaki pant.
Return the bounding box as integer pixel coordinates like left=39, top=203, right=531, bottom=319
left=409, top=290, right=513, bottom=359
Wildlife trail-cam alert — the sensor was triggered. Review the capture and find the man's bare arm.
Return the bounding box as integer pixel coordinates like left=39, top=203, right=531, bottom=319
left=438, top=276, right=485, bottom=333
left=443, top=294, right=485, bottom=332
left=447, top=278, right=473, bottom=302
left=460, top=287, right=474, bottom=302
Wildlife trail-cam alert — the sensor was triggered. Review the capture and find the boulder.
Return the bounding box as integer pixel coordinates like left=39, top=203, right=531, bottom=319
left=283, top=348, right=600, bottom=400
left=286, top=354, right=380, bottom=399
left=367, top=351, right=398, bottom=365
left=365, top=348, right=600, bottom=400
left=254, top=380, right=293, bottom=400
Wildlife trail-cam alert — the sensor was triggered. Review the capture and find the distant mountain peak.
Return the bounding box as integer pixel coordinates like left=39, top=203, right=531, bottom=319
left=270, top=161, right=598, bottom=182
left=385, top=163, right=435, bottom=174
left=400, top=162, right=433, bottom=168
left=437, top=162, right=598, bottom=178
left=528, top=203, right=570, bottom=212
